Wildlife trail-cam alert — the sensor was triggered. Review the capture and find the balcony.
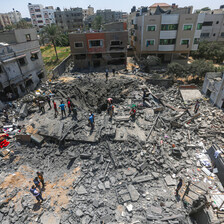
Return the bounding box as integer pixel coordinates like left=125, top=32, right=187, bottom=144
left=160, top=31, right=177, bottom=39
left=158, top=45, right=175, bottom=51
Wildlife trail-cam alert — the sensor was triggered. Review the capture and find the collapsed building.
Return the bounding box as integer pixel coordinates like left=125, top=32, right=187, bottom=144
left=0, top=28, right=45, bottom=99
left=69, top=26, right=128, bottom=71
left=202, top=72, right=224, bottom=109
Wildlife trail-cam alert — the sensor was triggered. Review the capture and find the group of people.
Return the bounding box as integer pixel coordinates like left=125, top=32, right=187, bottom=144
left=38, top=96, right=77, bottom=119
left=30, top=172, right=45, bottom=203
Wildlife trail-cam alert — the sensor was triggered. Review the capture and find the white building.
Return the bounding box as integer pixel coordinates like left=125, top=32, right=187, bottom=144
left=0, top=29, right=45, bottom=98
left=7, top=10, right=22, bottom=24
left=83, top=5, right=94, bottom=20
left=202, top=72, right=224, bottom=109
left=28, top=3, right=55, bottom=31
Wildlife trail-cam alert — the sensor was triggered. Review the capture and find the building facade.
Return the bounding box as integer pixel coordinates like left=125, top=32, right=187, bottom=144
left=0, top=29, right=45, bottom=98
left=83, top=5, right=94, bottom=21
left=202, top=72, right=224, bottom=109
left=28, top=3, right=55, bottom=31
left=200, top=13, right=224, bottom=42
left=0, top=14, right=12, bottom=30
left=96, top=10, right=127, bottom=24
left=7, top=10, right=22, bottom=24
left=69, top=31, right=128, bottom=70
left=55, top=8, right=83, bottom=32
left=131, top=6, right=205, bottom=63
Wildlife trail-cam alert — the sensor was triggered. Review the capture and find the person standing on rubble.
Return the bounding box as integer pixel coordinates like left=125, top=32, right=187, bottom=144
left=30, top=185, right=44, bottom=203
left=194, top=100, right=200, bottom=114
left=143, top=89, right=147, bottom=106
left=39, top=100, right=45, bottom=114
left=67, top=98, right=71, bottom=115
left=105, top=69, right=109, bottom=82
left=112, top=68, right=115, bottom=76
left=108, top=104, right=114, bottom=120
left=37, top=172, right=45, bottom=188
left=53, top=100, right=58, bottom=118
left=59, top=101, right=66, bottom=118
left=33, top=177, right=41, bottom=189
left=130, top=107, right=136, bottom=121
left=175, top=178, right=183, bottom=196
left=72, top=105, right=78, bottom=120
left=46, top=95, right=51, bottom=110
left=89, top=113, right=95, bottom=130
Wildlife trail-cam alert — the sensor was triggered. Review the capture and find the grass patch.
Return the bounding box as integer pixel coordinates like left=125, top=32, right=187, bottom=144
left=41, top=45, right=71, bottom=76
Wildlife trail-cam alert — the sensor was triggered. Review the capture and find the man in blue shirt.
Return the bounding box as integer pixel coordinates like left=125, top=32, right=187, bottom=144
left=89, top=113, right=94, bottom=130
left=59, top=101, right=66, bottom=118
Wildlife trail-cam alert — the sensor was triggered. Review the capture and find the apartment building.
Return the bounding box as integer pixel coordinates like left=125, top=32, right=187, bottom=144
left=0, top=29, right=45, bottom=98
left=69, top=30, right=128, bottom=70
left=200, top=8, right=224, bottom=42
left=131, top=5, right=205, bottom=63
left=0, top=14, right=12, bottom=30
left=28, top=3, right=55, bottom=31
left=83, top=5, right=94, bottom=21
left=96, top=10, right=127, bottom=24
left=55, top=8, right=83, bottom=32
left=7, top=10, right=22, bottom=24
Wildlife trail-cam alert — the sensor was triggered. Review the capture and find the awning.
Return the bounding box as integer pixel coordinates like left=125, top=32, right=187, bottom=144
left=16, top=54, right=26, bottom=59
left=31, top=50, right=40, bottom=54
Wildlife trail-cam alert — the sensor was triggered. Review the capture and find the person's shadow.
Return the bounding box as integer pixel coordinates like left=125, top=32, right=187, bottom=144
left=32, top=202, right=41, bottom=211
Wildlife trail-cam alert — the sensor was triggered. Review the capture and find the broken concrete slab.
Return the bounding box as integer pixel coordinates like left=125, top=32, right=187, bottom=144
left=132, top=175, right=154, bottom=184
left=76, top=185, right=88, bottom=195
left=179, top=85, right=202, bottom=102
left=19, top=103, right=28, bottom=118
left=164, top=175, right=176, bottom=186
left=114, top=127, right=128, bottom=142
left=115, top=116, right=130, bottom=122
left=31, top=134, right=44, bottom=144
left=15, top=134, right=31, bottom=143
left=40, top=212, right=60, bottom=224
left=127, top=185, right=140, bottom=202
left=123, top=167, right=137, bottom=176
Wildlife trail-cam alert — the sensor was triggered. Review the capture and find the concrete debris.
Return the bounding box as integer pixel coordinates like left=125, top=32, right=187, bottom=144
left=0, top=69, right=223, bottom=224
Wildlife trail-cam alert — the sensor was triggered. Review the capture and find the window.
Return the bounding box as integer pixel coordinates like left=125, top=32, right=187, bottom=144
left=74, top=42, right=83, bottom=48
left=194, top=38, right=200, bottom=44
left=26, top=34, right=31, bottom=42
left=221, top=32, right=224, bottom=37
left=197, top=23, right=203, bottom=30
left=36, top=15, right=42, bottom=18
left=160, top=39, right=176, bottom=45
left=38, top=20, right=43, bottom=23
left=111, top=41, right=122, bottom=46
left=216, top=21, right=219, bottom=24
left=31, top=53, right=38, bottom=61
left=161, top=24, right=178, bottom=30
left=89, top=40, right=103, bottom=48
left=181, top=39, right=189, bottom=45
left=213, top=33, right=216, bottom=36
left=200, top=33, right=210, bottom=37
left=18, top=57, right=26, bottom=66
left=75, top=54, right=86, bottom=60
left=183, top=24, right=193, bottom=31
left=146, top=40, right=155, bottom=46
left=0, top=66, right=3, bottom=73
left=203, top=21, right=213, bottom=26
left=147, top=25, right=156, bottom=31
left=35, top=9, right=40, bottom=12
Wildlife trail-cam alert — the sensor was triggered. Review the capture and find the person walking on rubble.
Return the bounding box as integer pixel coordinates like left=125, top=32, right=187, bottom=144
left=59, top=101, right=66, bottom=118
left=105, top=69, right=109, bottom=82
left=108, top=104, right=114, bottom=120
left=37, top=171, right=45, bottom=188
left=72, top=105, right=78, bottom=120
left=112, top=68, right=115, bottom=77
left=53, top=100, right=58, bottom=118
left=30, top=185, right=44, bottom=203
left=39, top=100, right=45, bottom=114
left=33, top=177, right=41, bottom=189
left=46, top=95, right=51, bottom=109
left=175, top=178, right=183, bottom=196
left=194, top=100, right=200, bottom=114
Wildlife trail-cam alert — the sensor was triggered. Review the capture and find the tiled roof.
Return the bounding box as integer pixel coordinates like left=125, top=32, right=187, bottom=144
left=149, top=3, right=171, bottom=8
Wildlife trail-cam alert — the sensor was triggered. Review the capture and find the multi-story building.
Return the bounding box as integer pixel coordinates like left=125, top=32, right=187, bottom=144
left=55, top=8, right=83, bottom=32
left=7, top=10, right=22, bottom=24
left=0, top=14, right=12, bottom=30
left=96, top=10, right=127, bottom=24
left=199, top=7, right=224, bottom=42
left=28, top=3, right=55, bottom=31
left=68, top=29, right=128, bottom=70
left=131, top=5, right=204, bottom=63
left=0, top=28, right=45, bottom=98
left=83, top=5, right=94, bottom=21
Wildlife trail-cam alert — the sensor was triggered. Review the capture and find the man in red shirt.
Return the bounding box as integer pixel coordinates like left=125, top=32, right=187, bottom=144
left=67, top=99, right=71, bottom=115
left=130, top=107, right=136, bottom=121
left=53, top=100, right=58, bottom=118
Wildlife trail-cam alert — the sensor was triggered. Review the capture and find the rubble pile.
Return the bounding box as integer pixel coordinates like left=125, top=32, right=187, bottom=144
left=0, top=72, right=224, bottom=224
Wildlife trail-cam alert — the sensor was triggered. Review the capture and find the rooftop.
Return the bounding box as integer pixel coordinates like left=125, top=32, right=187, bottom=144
left=149, top=3, right=172, bottom=8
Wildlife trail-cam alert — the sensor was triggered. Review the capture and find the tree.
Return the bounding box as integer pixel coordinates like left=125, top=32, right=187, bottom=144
left=189, top=59, right=215, bottom=80
left=41, top=24, right=62, bottom=61
left=15, top=19, right=32, bottom=29
left=140, top=56, right=161, bottom=73
left=92, top=15, right=103, bottom=30
left=167, top=62, right=187, bottom=78
left=200, top=7, right=211, bottom=11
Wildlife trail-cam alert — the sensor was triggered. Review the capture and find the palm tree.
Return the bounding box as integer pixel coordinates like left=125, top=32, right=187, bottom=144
left=41, top=24, right=61, bottom=61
